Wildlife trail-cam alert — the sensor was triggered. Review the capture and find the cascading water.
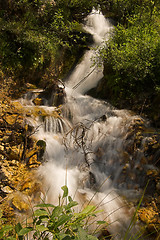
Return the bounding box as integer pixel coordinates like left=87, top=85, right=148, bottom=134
left=18, top=9, right=155, bottom=240
left=66, top=8, right=113, bottom=94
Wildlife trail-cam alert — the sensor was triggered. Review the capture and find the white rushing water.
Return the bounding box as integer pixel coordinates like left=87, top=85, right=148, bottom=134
left=20, top=9, right=148, bottom=239
left=66, top=9, right=113, bottom=94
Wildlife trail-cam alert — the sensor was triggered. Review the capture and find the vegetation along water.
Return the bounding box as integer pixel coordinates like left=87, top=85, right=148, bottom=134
left=0, top=1, right=160, bottom=239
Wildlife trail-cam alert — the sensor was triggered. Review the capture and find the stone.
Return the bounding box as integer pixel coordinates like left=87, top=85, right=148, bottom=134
left=156, top=181, right=160, bottom=192
left=4, top=114, right=18, bottom=125
left=32, top=97, right=43, bottom=106
left=2, top=136, right=10, bottom=143
left=8, top=146, right=20, bottom=160
left=0, top=145, right=4, bottom=151
left=1, top=186, right=13, bottom=193
left=12, top=194, right=30, bottom=211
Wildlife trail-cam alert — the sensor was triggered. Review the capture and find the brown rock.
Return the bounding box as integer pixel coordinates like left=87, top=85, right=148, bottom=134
left=32, top=98, right=43, bottom=106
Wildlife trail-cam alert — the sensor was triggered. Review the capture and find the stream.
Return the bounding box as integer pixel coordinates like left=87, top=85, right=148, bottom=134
left=18, top=9, right=158, bottom=240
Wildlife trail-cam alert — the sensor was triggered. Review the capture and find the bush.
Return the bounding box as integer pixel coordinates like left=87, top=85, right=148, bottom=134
left=96, top=11, right=160, bottom=101
left=0, top=186, right=103, bottom=240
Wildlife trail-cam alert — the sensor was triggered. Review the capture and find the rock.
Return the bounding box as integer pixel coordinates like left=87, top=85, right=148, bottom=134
left=8, top=146, right=20, bottom=160
left=10, top=160, right=19, bottom=166
left=156, top=181, right=160, bottom=192
left=12, top=194, right=30, bottom=211
left=1, top=186, right=13, bottom=193
left=38, top=82, right=66, bottom=106
left=32, top=97, right=43, bottom=106
left=2, top=135, right=10, bottom=143
left=36, top=139, right=46, bottom=149
left=0, top=145, right=4, bottom=151
left=4, top=114, right=18, bottom=125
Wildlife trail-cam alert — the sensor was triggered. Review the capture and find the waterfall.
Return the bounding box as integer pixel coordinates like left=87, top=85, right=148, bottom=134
left=66, top=9, right=113, bottom=94
left=19, top=9, right=151, bottom=239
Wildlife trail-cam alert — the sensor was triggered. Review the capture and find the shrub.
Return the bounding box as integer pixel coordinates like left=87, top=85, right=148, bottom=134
left=0, top=186, right=103, bottom=239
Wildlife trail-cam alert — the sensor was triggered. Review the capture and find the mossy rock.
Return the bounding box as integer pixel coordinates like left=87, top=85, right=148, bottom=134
left=36, top=140, right=46, bottom=150
left=11, top=194, right=30, bottom=211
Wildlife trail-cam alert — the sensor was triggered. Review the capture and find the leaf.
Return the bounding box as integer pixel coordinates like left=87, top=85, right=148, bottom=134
left=65, top=201, right=78, bottom=210
left=35, top=203, right=55, bottom=208
left=77, top=227, right=89, bottom=239
left=2, top=225, right=13, bottom=232
left=80, top=205, right=96, bottom=215
left=54, top=214, right=72, bottom=228
left=61, top=185, right=68, bottom=198
left=34, top=209, right=49, bottom=217
left=61, top=235, right=72, bottom=240
left=51, top=206, right=63, bottom=219
left=0, top=231, right=4, bottom=238
left=0, top=210, right=2, bottom=218
left=5, top=237, right=17, bottom=240
left=68, top=196, right=73, bottom=202
left=77, top=228, right=98, bottom=240
left=97, top=221, right=106, bottom=225
left=15, top=222, right=22, bottom=233
left=35, top=225, right=49, bottom=232
left=87, top=236, right=98, bottom=240
left=39, top=216, right=49, bottom=222
left=18, top=227, right=33, bottom=236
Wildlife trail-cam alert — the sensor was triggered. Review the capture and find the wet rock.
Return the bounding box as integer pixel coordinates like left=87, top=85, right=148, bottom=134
left=11, top=193, right=30, bottom=211
left=4, top=114, right=18, bottom=126
left=156, top=181, right=160, bottom=192
left=100, top=114, right=107, bottom=121
left=138, top=201, right=160, bottom=238
left=0, top=145, right=4, bottom=151
left=38, top=82, right=66, bottom=107
left=32, top=97, right=43, bottom=106
left=7, top=146, right=20, bottom=160
left=1, top=186, right=14, bottom=193
left=2, top=135, right=10, bottom=143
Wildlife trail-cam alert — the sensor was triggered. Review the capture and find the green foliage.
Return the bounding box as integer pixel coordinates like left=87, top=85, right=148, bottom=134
left=0, top=186, right=103, bottom=239
left=99, top=0, right=160, bottom=24
left=0, top=0, right=96, bottom=85
left=96, top=2, right=160, bottom=103
left=0, top=210, right=15, bottom=240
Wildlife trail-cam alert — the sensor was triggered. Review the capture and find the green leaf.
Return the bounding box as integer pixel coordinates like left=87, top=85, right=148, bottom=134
left=0, top=210, right=2, bottom=218
left=0, top=231, right=4, bottom=238
left=18, top=227, right=33, bottom=236
left=77, top=227, right=98, bottom=239
left=87, top=236, right=98, bottom=240
left=35, top=225, right=49, bottom=232
left=5, top=237, right=17, bottom=240
left=54, top=214, right=72, bottom=228
left=77, top=227, right=89, bottom=239
left=39, top=216, right=49, bottom=222
left=2, top=225, right=13, bottom=232
left=34, top=209, right=49, bottom=217
left=65, top=201, right=78, bottom=210
left=97, top=221, right=106, bottom=225
left=51, top=206, right=63, bottom=219
left=61, top=235, right=72, bottom=240
left=15, top=222, right=22, bottom=234
left=68, top=196, right=73, bottom=202
left=61, top=185, right=68, bottom=198
left=80, top=205, right=96, bottom=215
left=35, top=203, right=55, bottom=208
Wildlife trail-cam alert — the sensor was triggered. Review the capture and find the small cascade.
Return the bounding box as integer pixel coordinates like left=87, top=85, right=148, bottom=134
left=66, top=9, right=113, bottom=94
left=19, top=89, right=43, bottom=105
left=44, top=116, right=69, bottom=134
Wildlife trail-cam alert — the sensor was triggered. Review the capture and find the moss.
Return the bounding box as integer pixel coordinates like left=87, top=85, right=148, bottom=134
left=36, top=140, right=46, bottom=149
